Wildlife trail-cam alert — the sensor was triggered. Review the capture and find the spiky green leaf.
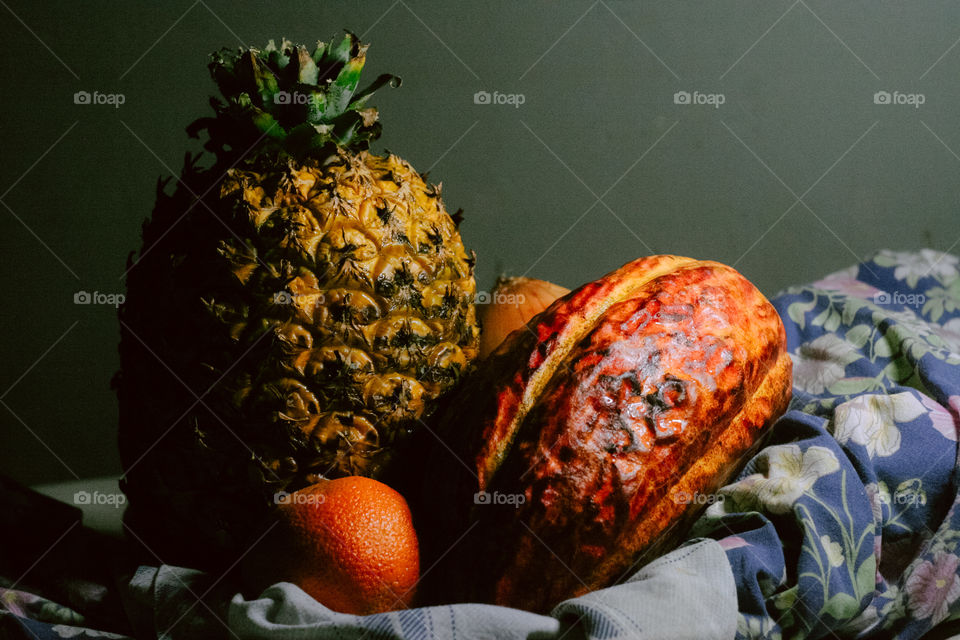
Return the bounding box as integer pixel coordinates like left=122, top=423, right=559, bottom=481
left=195, top=31, right=400, bottom=161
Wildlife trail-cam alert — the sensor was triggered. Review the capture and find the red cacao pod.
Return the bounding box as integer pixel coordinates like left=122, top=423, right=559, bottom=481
left=419, top=255, right=791, bottom=612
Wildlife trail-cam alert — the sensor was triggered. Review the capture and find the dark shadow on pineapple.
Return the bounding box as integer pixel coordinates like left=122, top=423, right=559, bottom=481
left=115, top=32, right=481, bottom=572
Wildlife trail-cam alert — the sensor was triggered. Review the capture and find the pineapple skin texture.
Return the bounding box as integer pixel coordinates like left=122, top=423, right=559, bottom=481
left=117, top=148, right=479, bottom=563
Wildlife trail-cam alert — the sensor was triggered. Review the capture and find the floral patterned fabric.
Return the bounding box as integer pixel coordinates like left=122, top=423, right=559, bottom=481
left=693, top=249, right=960, bottom=639
left=3, top=249, right=960, bottom=640
left=0, top=586, right=130, bottom=639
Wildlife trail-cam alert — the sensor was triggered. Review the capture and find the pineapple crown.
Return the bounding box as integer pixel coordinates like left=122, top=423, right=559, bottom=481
left=189, top=32, right=400, bottom=161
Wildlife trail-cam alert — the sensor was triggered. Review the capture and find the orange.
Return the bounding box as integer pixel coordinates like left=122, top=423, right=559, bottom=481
left=249, top=477, right=420, bottom=615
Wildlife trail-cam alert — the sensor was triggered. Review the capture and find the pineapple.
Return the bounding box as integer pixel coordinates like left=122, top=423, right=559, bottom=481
left=116, top=33, right=479, bottom=565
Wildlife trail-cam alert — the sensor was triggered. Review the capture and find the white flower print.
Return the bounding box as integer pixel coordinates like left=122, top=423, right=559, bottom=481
left=877, top=249, right=959, bottom=287
left=821, top=534, right=844, bottom=567
left=718, top=444, right=840, bottom=515
left=791, top=334, right=863, bottom=394
left=931, top=318, right=960, bottom=355
left=830, top=393, right=925, bottom=457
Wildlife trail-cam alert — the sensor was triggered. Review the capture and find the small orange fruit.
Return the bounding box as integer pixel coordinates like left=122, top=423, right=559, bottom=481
left=478, top=276, right=570, bottom=358
left=249, top=477, right=420, bottom=615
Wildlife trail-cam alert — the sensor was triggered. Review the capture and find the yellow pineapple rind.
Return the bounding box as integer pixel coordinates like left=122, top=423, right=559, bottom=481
left=117, top=147, right=478, bottom=564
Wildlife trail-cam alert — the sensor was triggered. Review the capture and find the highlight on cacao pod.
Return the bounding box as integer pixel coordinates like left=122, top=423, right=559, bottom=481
left=418, top=255, right=792, bottom=613
left=477, top=276, right=571, bottom=359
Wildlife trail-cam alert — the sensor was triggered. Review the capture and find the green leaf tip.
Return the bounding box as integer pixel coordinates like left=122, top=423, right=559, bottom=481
left=195, top=31, right=401, bottom=162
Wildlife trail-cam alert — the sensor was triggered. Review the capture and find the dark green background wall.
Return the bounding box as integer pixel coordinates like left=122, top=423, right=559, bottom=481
left=3, top=1, right=959, bottom=485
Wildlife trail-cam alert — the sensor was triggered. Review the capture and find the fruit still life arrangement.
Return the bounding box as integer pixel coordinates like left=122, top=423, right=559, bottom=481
left=115, top=32, right=792, bottom=615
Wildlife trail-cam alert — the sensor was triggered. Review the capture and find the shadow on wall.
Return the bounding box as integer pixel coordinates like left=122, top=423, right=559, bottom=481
left=2, top=0, right=958, bottom=484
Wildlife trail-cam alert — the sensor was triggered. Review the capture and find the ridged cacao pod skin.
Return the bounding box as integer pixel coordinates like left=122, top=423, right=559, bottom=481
left=418, top=255, right=792, bottom=612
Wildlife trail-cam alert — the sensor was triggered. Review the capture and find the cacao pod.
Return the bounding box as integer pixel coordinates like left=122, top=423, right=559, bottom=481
left=419, top=255, right=792, bottom=612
